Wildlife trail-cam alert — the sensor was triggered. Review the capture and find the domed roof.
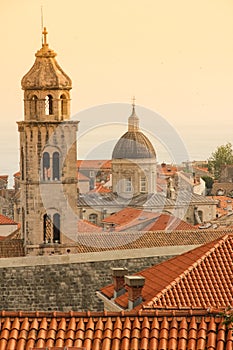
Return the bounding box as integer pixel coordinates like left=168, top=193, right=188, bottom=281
left=112, top=105, right=156, bottom=159
left=21, top=28, right=72, bottom=90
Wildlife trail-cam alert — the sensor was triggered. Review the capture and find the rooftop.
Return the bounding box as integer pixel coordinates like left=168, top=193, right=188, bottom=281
left=0, top=309, right=231, bottom=350
left=100, top=234, right=233, bottom=310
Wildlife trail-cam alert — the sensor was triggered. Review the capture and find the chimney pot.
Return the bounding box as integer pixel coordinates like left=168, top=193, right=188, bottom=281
left=124, top=275, right=145, bottom=309
left=111, top=267, right=128, bottom=298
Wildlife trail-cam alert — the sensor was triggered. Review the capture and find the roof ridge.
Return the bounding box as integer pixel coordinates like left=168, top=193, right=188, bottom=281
left=0, top=308, right=226, bottom=318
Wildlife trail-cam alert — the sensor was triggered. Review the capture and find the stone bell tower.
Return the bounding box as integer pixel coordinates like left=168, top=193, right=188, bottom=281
left=18, top=28, right=78, bottom=251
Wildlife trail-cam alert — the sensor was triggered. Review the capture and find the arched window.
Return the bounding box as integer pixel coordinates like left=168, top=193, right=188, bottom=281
left=53, top=152, right=60, bottom=180
left=43, top=152, right=50, bottom=180
left=31, top=95, right=38, bottom=116
left=53, top=213, right=60, bottom=243
left=45, top=95, right=53, bottom=115
left=43, top=214, right=52, bottom=242
left=60, top=94, right=68, bottom=116
left=89, top=213, right=98, bottom=225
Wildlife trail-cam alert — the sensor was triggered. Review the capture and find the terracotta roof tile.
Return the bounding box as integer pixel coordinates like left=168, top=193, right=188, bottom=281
left=90, top=185, right=111, bottom=193
left=77, top=220, right=102, bottom=233
left=100, top=234, right=233, bottom=311
left=0, top=215, right=17, bottom=225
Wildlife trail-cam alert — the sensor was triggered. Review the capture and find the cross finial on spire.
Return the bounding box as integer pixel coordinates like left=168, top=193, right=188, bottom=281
left=42, top=27, right=48, bottom=46
left=132, top=96, right=136, bottom=108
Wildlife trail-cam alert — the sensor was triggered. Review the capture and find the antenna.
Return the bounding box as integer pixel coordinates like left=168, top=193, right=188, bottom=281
left=41, top=5, right=44, bottom=45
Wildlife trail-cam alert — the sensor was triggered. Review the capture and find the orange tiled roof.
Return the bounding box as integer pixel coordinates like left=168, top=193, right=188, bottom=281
left=142, top=214, right=195, bottom=231
left=78, top=220, right=102, bottom=233
left=0, top=175, right=8, bottom=180
left=90, top=184, right=111, bottom=193
left=0, top=309, right=232, bottom=350
left=0, top=214, right=17, bottom=225
left=77, top=159, right=112, bottom=169
left=212, top=195, right=233, bottom=217
left=158, top=163, right=178, bottom=177
left=102, top=208, right=157, bottom=226
left=101, top=234, right=233, bottom=310
left=102, top=209, right=195, bottom=231
left=13, top=171, right=20, bottom=178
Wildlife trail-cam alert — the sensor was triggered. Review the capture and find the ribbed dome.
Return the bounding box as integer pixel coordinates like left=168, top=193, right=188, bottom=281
left=112, top=105, right=156, bottom=159
left=21, top=28, right=71, bottom=90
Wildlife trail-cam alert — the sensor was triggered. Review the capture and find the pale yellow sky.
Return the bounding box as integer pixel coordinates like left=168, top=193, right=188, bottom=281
left=1, top=0, right=233, bottom=184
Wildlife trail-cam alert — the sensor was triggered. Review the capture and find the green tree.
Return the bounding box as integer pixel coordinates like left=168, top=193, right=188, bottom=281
left=201, top=176, right=214, bottom=189
left=208, top=142, right=233, bottom=180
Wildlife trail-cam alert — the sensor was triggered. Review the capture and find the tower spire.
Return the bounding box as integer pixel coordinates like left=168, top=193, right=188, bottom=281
left=128, top=96, right=139, bottom=132
left=132, top=96, right=136, bottom=113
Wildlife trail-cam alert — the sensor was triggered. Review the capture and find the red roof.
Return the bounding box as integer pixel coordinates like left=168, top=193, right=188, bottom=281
left=13, top=171, right=20, bottom=178
left=0, top=309, right=231, bottom=350
left=212, top=195, right=233, bottom=217
left=78, top=220, right=102, bottom=233
left=158, top=163, right=177, bottom=177
left=101, top=234, right=233, bottom=310
left=102, top=208, right=157, bottom=227
left=0, top=175, right=8, bottom=180
left=77, top=159, right=112, bottom=169
left=102, top=208, right=195, bottom=231
left=143, top=214, right=195, bottom=231
left=0, top=214, right=17, bottom=225
left=90, top=185, right=111, bottom=193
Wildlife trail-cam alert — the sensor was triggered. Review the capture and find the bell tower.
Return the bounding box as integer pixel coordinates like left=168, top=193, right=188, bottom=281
left=18, top=28, right=78, bottom=251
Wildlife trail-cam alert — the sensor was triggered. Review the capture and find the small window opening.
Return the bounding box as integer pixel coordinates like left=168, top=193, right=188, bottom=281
left=45, top=95, right=53, bottom=115
left=60, top=94, right=68, bottom=116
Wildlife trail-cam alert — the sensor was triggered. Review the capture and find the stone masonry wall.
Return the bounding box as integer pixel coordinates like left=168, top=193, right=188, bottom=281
left=0, top=246, right=190, bottom=311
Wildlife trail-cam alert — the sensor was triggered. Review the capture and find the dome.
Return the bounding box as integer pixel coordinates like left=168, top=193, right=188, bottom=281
left=21, top=28, right=72, bottom=90
left=112, top=105, right=156, bottom=159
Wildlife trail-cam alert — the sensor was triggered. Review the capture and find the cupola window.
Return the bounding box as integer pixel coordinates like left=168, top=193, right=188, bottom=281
left=31, top=95, right=38, bottom=117
left=125, top=177, right=132, bottom=192
left=60, top=94, right=68, bottom=116
left=140, top=176, right=147, bottom=193
left=45, top=95, right=53, bottom=115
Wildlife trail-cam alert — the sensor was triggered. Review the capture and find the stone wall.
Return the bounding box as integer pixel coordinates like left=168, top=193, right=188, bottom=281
left=0, top=245, right=195, bottom=311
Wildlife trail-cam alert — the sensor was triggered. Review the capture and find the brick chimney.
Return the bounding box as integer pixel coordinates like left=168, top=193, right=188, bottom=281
left=111, top=267, right=128, bottom=298
left=124, top=275, right=145, bottom=309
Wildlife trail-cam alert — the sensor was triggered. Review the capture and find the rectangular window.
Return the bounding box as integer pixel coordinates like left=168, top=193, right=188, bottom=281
left=125, top=177, right=132, bottom=192
left=140, top=176, right=146, bottom=192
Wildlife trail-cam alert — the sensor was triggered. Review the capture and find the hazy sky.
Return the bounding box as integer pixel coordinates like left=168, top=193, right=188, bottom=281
left=1, top=0, right=233, bottom=185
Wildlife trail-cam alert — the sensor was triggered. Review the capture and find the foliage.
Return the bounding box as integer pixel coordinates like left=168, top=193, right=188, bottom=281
left=208, top=142, right=233, bottom=180
left=201, top=176, right=214, bottom=189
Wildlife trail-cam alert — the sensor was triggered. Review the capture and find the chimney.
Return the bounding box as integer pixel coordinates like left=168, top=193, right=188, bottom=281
left=111, top=267, right=128, bottom=298
left=125, top=275, right=145, bottom=309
